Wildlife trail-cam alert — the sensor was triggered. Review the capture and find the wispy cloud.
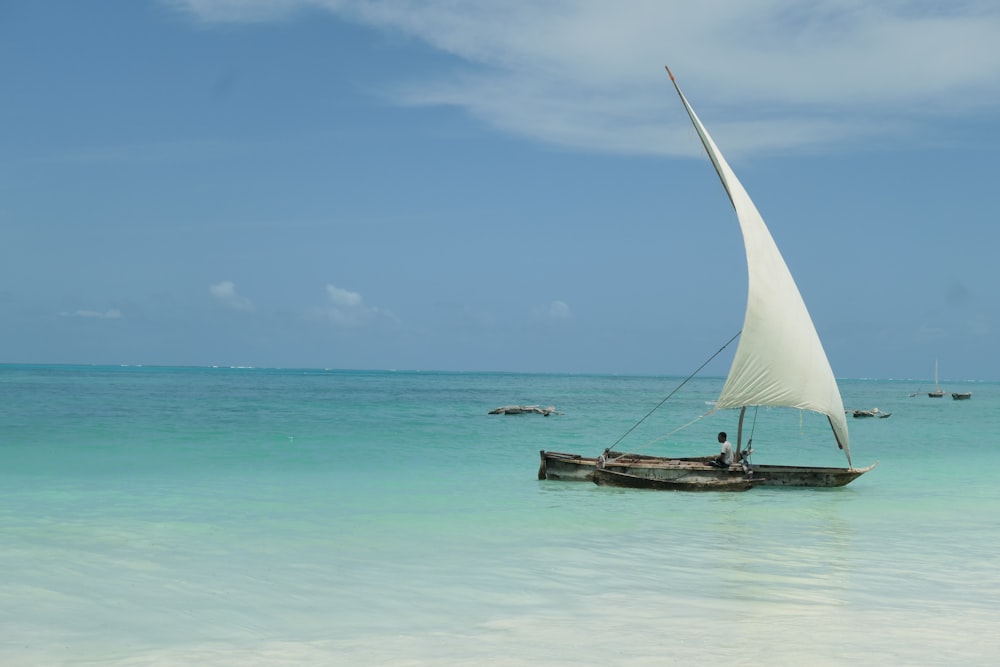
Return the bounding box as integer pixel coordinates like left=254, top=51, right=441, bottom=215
left=60, top=309, right=124, bottom=319
left=310, top=284, right=398, bottom=328
left=534, top=300, right=573, bottom=322
left=166, top=0, right=1000, bottom=156
left=210, top=281, right=255, bottom=311
left=917, top=322, right=947, bottom=341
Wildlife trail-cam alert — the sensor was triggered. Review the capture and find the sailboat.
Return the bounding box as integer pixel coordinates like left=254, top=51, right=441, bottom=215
left=928, top=360, right=945, bottom=397
left=538, top=67, right=876, bottom=489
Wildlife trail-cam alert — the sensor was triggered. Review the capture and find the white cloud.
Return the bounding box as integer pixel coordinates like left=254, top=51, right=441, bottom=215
left=166, top=0, right=1000, bottom=156
left=60, top=309, right=124, bottom=319
left=535, top=300, right=573, bottom=322
left=325, top=284, right=363, bottom=309
left=210, top=281, right=254, bottom=311
left=311, top=284, right=398, bottom=328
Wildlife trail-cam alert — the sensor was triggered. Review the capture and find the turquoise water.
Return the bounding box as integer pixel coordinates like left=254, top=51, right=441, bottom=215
left=2, top=365, right=998, bottom=666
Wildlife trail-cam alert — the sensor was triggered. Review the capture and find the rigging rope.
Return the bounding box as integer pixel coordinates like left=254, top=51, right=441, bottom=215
left=607, top=330, right=741, bottom=453
left=625, top=410, right=714, bottom=453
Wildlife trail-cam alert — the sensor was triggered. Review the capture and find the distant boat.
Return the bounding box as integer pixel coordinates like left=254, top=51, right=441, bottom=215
left=538, top=67, right=876, bottom=490
left=853, top=408, right=891, bottom=419
left=952, top=392, right=972, bottom=400
left=928, top=360, right=945, bottom=397
left=488, top=405, right=561, bottom=416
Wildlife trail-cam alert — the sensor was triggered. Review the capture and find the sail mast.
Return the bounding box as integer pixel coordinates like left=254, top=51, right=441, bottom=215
left=666, top=67, right=735, bottom=210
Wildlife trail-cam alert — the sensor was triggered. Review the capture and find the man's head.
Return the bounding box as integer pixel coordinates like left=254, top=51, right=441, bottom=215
left=718, top=432, right=727, bottom=443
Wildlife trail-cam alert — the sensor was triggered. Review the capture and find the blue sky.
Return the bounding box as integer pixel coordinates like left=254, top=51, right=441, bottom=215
left=3, top=0, right=1000, bottom=380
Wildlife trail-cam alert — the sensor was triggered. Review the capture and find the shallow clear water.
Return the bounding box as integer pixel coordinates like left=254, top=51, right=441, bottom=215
left=1, top=365, right=997, bottom=665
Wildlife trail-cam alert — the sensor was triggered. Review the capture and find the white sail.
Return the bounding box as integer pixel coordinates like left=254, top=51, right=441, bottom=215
left=666, top=68, right=851, bottom=466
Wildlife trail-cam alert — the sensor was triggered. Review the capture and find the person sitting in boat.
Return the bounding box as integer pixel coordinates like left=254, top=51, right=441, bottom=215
left=708, top=432, right=734, bottom=468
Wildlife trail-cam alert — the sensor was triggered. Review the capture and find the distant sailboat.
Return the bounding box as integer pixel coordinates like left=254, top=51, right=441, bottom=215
left=928, top=360, right=945, bottom=397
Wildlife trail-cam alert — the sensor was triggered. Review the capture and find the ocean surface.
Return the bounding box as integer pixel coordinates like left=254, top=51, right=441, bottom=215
left=2, top=364, right=998, bottom=666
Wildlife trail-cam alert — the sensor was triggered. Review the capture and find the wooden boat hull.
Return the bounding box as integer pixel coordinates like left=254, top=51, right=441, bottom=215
left=747, top=463, right=875, bottom=487
left=538, top=451, right=597, bottom=481
left=592, top=467, right=754, bottom=491
left=537, top=450, right=679, bottom=481
left=539, top=451, right=877, bottom=488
